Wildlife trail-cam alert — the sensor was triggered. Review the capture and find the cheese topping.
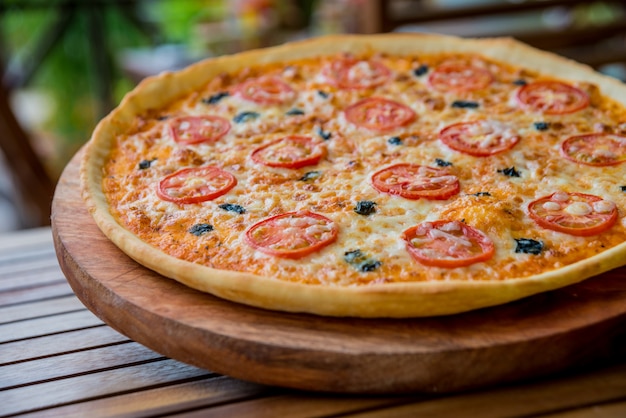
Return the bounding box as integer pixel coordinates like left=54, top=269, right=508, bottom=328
left=102, top=51, right=626, bottom=286
left=564, top=202, right=592, bottom=216
left=542, top=201, right=561, bottom=211
left=593, top=200, right=616, bottom=213
left=429, top=228, right=472, bottom=247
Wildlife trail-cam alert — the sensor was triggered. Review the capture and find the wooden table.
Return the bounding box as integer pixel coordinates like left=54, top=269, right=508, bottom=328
left=1, top=228, right=626, bottom=417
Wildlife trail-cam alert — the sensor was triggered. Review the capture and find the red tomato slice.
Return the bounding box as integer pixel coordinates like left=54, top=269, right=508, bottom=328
left=251, top=136, right=326, bottom=169
left=323, top=58, right=391, bottom=89
left=345, top=98, right=415, bottom=131
left=528, top=191, right=618, bottom=236
left=561, top=133, right=626, bottom=166
left=236, top=76, right=295, bottom=105
left=245, top=211, right=338, bottom=259
left=170, top=116, right=230, bottom=145
left=517, top=81, right=589, bottom=114
left=428, top=63, right=492, bottom=92
left=403, top=220, right=495, bottom=268
left=439, top=120, right=520, bottom=156
left=157, top=166, right=237, bottom=204
left=371, top=163, right=460, bottom=200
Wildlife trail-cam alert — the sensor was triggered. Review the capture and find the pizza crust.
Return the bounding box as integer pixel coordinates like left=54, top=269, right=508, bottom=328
left=81, top=33, right=626, bottom=317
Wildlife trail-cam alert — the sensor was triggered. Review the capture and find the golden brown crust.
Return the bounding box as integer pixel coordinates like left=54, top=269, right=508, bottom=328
left=81, top=33, right=626, bottom=317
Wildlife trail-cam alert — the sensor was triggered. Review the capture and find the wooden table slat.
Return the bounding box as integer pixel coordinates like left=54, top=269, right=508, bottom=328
left=0, top=227, right=52, bottom=253
left=0, top=295, right=86, bottom=324
left=0, top=280, right=75, bottom=307
left=17, top=376, right=268, bottom=418
left=337, top=363, right=626, bottom=418
left=0, top=310, right=104, bottom=344
left=0, top=250, right=60, bottom=267
left=168, top=394, right=416, bottom=418
left=1, top=341, right=164, bottom=390
left=0, top=325, right=129, bottom=365
left=0, top=268, right=65, bottom=290
left=0, top=359, right=213, bottom=417
left=540, top=400, right=626, bottom=417
left=0, top=247, right=57, bottom=268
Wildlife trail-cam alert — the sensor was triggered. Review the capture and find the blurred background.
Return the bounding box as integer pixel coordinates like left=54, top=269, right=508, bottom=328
left=1, top=0, right=625, bottom=231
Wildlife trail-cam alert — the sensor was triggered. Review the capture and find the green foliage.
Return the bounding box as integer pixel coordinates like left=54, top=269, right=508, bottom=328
left=145, top=0, right=225, bottom=42
left=1, top=0, right=265, bottom=173
left=1, top=2, right=162, bottom=172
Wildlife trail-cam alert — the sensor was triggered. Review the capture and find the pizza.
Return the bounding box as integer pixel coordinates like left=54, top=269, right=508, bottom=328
left=80, top=33, right=626, bottom=317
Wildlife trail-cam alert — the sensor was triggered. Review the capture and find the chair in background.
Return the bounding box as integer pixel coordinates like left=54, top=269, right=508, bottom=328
left=0, top=0, right=163, bottom=228
left=0, top=80, right=54, bottom=227
left=367, top=0, right=626, bottom=71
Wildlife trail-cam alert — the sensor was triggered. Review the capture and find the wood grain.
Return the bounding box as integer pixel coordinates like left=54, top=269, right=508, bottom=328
left=173, top=395, right=414, bottom=418
left=16, top=376, right=268, bottom=418
left=0, top=326, right=129, bottom=364
left=339, top=363, right=626, bottom=417
left=51, top=150, right=626, bottom=394
left=0, top=310, right=104, bottom=344
left=2, top=342, right=163, bottom=389
left=2, top=359, right=212, bottom=417
left=0, top=281, right=74, bottom=306
left=0, top=295, right=84, bottom=323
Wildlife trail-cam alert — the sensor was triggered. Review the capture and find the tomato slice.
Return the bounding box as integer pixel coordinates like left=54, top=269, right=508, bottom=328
left=371, top=163, right=460, bottom=200
left=439, top=120, right=520, bottom=156
left=251, top=136, right=326, bottom=169
left=561, top=133, right=626, bottom=166
left=528, top=191, right=618, bottom=236
left=517, top=81, right=589, bottom=114
left=245, top=211, right=338, bottom=259
left=428, top=63, right=492, bottom=92
left=345, top=98, right=415, bottom=132
left=236, top=76, right=295, bottom=105
left=403, top=220, right=495, bottom=268
left=157, top=166, right=237, bottom=204
left=323, top=57, right=391, bottom=89
left=169, top=116, right=230, bottom=145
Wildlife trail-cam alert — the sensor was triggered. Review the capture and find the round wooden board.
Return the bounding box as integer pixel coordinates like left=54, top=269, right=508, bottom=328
left=52, top=150, right=626, bottom=394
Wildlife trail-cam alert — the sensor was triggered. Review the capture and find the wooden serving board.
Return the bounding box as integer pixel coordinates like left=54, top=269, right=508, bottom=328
left=52, top=151, right=626, bottom=394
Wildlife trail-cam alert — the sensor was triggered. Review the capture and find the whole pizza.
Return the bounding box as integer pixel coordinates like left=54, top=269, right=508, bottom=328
left=80, top=34, right=626, bottom=317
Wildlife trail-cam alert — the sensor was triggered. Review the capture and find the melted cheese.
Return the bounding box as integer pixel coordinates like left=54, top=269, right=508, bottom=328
left=103, top=52, right=626, bottom=286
